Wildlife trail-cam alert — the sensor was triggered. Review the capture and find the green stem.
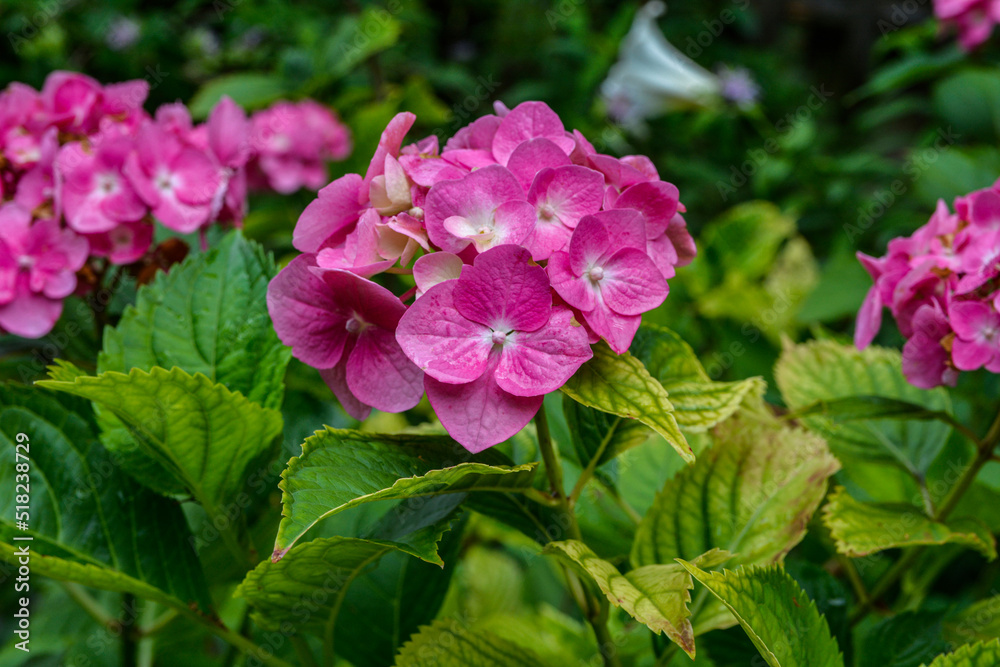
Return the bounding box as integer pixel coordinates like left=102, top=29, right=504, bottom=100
left=123, top=593, right=137, bottom=667
left=849, top=407, right=1000, bottom=625
left=292, top=636, right=320, bottom=667
left=140, top=609, right=178, bottom=637
left=535, top=405, right=621, bottom=667
left=837, top=555, right=869, bottom=606
left=63, top=582, right=117, bottom=630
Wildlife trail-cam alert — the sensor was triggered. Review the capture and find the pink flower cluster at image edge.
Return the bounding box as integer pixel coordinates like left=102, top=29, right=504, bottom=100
left=856, top=182, right=1000, bottom=388
left=0, top=70, right=350, bottom=339
left=267, top=100, right=696, bottom=452
left=935, top=0, right=1000, bottom=50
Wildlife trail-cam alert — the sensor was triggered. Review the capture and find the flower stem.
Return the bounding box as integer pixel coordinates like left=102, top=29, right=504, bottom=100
left=849, top=407, right=1000, bottom=625
left=534, top=405, right=622, bottom=667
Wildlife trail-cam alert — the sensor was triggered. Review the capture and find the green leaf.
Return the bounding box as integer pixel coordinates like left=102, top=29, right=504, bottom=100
left=273, top=429, right=537, bottom=558
left=933, top=68, right=1000, bottom=141
left=944, top=597, right=1000, bottom=646
left=632, top=413, right=840, bottom=569
left=775, top=340, right=953, bottom=473
left=189, top=73, right=288, bottom=119
left=561, top=342, right=692, bottom=463
left=563, top=398, right=650, bottom=469
left=629, top=324, right=766, bottom=432
left=921, top=640, right=1000, bottom=667
left=237, top=502, right=461, bottom=636
left=320, top=9, right=403, bottom=82
left=546, top=540, right=729, bottom=658
left=856, top=612, right=949, bottom=667
left=679, top=563, right=844, bottom=667
left=0, top=384, right=210, bottom=611
left=394, top=618, right=551, bottom=667
left=38, top=367, right=283, bottom=527
left=822, top=487, right=997, bottom=560
left=787, top=396, right=968, bottom=434
left=99, top=231, right=290, bottom=411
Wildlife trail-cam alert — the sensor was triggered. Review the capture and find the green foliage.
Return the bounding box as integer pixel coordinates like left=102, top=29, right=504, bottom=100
left=922, top=640, right=1000, bottom=667
left=394, top=619, right=551, bottom=667
left=680, top=563, right=844, bottom=667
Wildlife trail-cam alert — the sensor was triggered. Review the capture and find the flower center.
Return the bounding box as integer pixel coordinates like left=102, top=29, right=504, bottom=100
left=588, top=266, right=605, bottom=282
left=17, top=255, right=33, bottom=270
left=154, top=170, right=174, bottom=192
left=539, top=204, right=557, bottom=221
left=345, top=317, right=364, bottom=334
left=98, top=173, right=117, bottom=195
left=491, top=330, right=507, bottom=346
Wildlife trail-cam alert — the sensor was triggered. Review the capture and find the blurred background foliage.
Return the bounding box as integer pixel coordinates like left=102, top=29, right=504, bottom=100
left=2, top=0, right=1000, bottom=665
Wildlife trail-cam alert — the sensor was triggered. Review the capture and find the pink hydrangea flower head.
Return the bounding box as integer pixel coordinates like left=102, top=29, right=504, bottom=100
left=424, top=165, right=535, bottom=254
left=41, top=71, right=103, bottom=134
left=124, top=121, right=222, bottom=232
left=267, top=254, right=423, bottom=420
left=0, top=203, right=88, bottom=337
left=397, top=245, right=593, bottom=451
left=491, top=101, right=575, bottom=165
left=58, top=135, right=147, bottom=233
left=548, top=211, right=668, bottom=354
left=934, top=0, right=1000, bottom=49
left=83, top=220, right=153, bottom=265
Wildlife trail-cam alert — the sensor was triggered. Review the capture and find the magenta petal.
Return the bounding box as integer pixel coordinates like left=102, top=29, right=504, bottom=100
left=547, top=250, right=596, bottom=312
left=425, top=354, right=543, bottom=453
left=529, top=165, right=605, bottom=228
left=396, top=280, right=493, bottom=384
left=506, top=138, right=572, bottom=191
left=568, top=216, right=613, bottom=275
left=582, top=300, right=641, bottom=355
left=590, top=209, right=646, bottom=250
left=614, top=181, right=680, bottom=239
left=522, top=215, right=573, bottom=261
left=0, top=290, right=63, bottom=338
left=346, top=327, right=424, bottom=413
left=496, top=307, right=593, bottom=396
left=952, top=338, right=994, bottom=371
left=267, top=255, right=349, bottom=369
left=293, top=174, right=365, bottom=253
left=319, top=353, right=372, bottom=421
left=173, top=148, right=222, bottom=205
left=492, top=101, right=574, bottom=165
left=363, top=112, right=416, bottom=194
left=208, top=96, right=251, bottom=168
left=854, top=287, right=883, bottom=349
left=315, top=266, right=408, bottom=331
left=600, top=248, right=669, bottom=316
left=424, top=165, right=527, bottom=253
left=452, top=245, right=552, bottom=333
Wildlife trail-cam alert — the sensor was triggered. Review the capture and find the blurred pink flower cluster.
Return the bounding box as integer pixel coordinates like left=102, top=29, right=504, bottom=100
left=0, top=71, right=351, bottom=339
left=267, top=101, right=695, bottom=451
left=856, top=182, right=1000, bottom=388
left=935, top=0, right=1000, bottom=50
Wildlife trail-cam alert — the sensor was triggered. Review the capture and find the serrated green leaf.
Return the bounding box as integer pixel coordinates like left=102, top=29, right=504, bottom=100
left=546, top=539, right=730, bottom=658
left=563, top=398, right=650, bottom=469
left=273, top=429, right=537, bottom=558
left=944, top=597, right=1000, bottom=646
left=189, top=73, right=288, bottom=118
left=787, top=396, right=968, bottom=433
left=775, top=340, right=952, bottom=473
left=632, top=413, right=839, bottom=569
left=38, top=368, right=283, bottom=532
left=99, top=231, right=291, bottom=410
left=679, top=563, right=844, bottom=667
left=922, top=640, right=1000, bottom=667
left=393, top=618, right=551, bottom=667
left=629, top=324, right=766, bottom=432
left=0, top=384, right=210, bottom=611
left=822, top=487, right=996, bottom=560
left=561, top=342, right=692, bottom=463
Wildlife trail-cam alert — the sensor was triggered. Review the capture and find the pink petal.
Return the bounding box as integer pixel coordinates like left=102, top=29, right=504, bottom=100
left=854, top=287, right=883, bottom=349
left=363, top=112, right=416, bottom=195
left=173, top=148, right=223, bottom=206
left=528, top=165, right=605, bottom=229
left=266, top=255, right=349, bottom=369
left=506, top=138, right=572, bottom=191
left=413, top=252, right=464, bottom=297
left=614, top=181, right=680, bottom=239
left=952, top=338, right=994, bottom=371
left=444, top=114, right=501, bottom=151
left=425, top=353, right=543, bottom=453
left=207, top=96, right=251, bottom=168
left=346, top=327, right=424, bottom=413
left=568, top=216, right=613, bottom=275
left=452, top=245, right=552, bottom=333
left=0, top=289, right=62, bottom=338
left=319, top=347, right=372, bottom=421
left=547, top=250, right=596, bottom=312
left=315, top=264, right=408, bottom=331
left=582, top=298, right=641, bottom=355
left=599, top=248, right=669, bottom=316
left=587, top=154, right=648, bottom=191
left=522, top=215, right=573, bottom=261
left=152, top=193, right=210, bottom=233
left=950, top=300, right=996, bottom=340
left=495, top=307, right=592, bottom=396
left=424, top=165, right=528, bottom=253
left=492, top=101, right=575, bottom=165
left=590, top=209, right=646, bottom=251
left=398, top=154, right=467, bottom=187
left=396, top=280, right=493, bottom=384
left=293, top=174, right=365, bottom=253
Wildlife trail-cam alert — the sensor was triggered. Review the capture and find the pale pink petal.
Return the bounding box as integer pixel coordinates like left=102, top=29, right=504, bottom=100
left=452, top=245, right=552, bottom=333
left=396, top=280, right=493, bottom=384
left=599, top=248, right=669, bottom=316
left=425, top=353, right=543, bottom=453
left=495, top=307, right=592, bottom=396
left=346, top=327, right=424, bottom=413
left=363, top=112, right=416, bottom=194
left=413, top=252, right=464, bottom=297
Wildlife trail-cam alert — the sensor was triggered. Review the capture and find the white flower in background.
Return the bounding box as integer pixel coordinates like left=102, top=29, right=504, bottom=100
left=106, top=17, right=141, bottom=51
left=602, top=2, right=761, bottom=130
